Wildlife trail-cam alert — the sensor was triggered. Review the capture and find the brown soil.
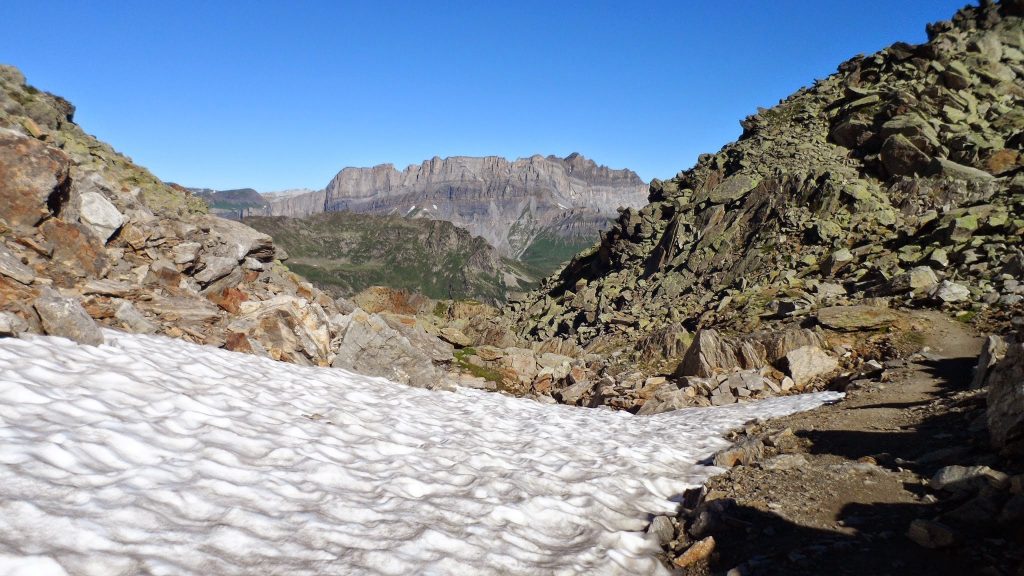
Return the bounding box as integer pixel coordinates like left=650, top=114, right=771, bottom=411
left=672, top=311, right=1023, bottom=575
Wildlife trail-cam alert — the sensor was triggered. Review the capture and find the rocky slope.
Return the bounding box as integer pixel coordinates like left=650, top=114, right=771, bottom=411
left=244, top=212, right=531, bottom=303
left=507, top=1, right=1024, bottom=373
left=0, top=64, right=462, bottom=390
left=256, top=153, right=649, bottom=268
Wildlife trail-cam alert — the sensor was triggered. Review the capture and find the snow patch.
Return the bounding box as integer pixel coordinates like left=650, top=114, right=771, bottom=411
left=0, top=331, right=840, bottom=575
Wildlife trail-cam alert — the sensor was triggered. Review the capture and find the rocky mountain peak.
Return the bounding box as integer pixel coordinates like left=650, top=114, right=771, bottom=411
left=259, top=153, right=648, bottom=261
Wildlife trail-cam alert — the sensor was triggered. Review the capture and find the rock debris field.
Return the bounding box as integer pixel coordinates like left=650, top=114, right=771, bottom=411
left=0, top=330, right=839, bottom=575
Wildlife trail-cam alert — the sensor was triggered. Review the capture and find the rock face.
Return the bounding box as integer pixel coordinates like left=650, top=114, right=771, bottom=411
left=258, top=153, right=649, bottom=262
left=0, top=65, right=458, bottom=387
left=508, top=1, right=1024, bottom=367
left=987, top=335, right=1024, bottom=455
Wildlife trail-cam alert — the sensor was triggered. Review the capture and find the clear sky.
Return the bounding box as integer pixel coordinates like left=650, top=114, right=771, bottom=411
left=5, top=1, right=968, bottom=191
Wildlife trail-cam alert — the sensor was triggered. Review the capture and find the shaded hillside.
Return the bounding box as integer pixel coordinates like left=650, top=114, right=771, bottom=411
left=245, top=212, right=532, bottom=303
left=508, top=1, right=1024, bottom=364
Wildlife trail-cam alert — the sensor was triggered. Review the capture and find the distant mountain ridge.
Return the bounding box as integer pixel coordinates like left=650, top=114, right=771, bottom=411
left=253, top=153, right=649, bottom=262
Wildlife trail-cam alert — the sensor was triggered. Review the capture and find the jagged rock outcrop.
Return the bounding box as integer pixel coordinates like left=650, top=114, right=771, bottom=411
left=0, top=64, right=454, bottom=389
left=508, top=2, right=1024, bottom=370
left=258, top=153, right=649, bottom=263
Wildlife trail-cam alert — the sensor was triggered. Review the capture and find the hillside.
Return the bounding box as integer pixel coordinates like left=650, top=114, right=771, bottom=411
left=0, top=64, right=464, bottom=390
left=254, top=154, right=649, bottom=264
left=508, top=1, right=1024, bottom=367
left=184, top=186, right=268, bottom=217
left=244, top=212, right=531, bottom=303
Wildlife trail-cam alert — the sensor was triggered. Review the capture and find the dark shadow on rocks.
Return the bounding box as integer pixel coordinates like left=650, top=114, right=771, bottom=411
left=702, top=501, right=1013, bottom=576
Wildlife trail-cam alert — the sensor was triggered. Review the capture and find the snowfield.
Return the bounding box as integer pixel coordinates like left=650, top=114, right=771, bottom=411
left=0, top=331, right=840, bottom=575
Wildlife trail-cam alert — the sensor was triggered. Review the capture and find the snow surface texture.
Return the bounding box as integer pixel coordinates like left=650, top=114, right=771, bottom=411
left=0, top=331, right=841, bottom=575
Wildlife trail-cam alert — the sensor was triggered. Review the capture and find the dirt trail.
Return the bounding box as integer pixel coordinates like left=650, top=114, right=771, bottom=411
left=672, top=311, right=1020, bottom=575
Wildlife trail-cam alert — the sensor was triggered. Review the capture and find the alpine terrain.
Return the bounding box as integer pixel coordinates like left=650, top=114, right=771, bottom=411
left=0, top=1, right=1023, bottom=575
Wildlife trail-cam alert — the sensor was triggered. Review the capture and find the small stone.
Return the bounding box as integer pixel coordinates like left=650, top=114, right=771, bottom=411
left=760, top=453, right=809, bottom=470
left=0, top=244, right=35, bottom=285
left=647, top=516, right=675, bottom=546
left=674, top=536, right=716, bottom=569
left=930, top=280, right=971, bottom=303
left=0, top=311, right=29, bottom=337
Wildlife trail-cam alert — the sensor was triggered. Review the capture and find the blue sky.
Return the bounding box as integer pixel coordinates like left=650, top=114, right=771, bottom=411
left=5, top=1, right=968, bottom=191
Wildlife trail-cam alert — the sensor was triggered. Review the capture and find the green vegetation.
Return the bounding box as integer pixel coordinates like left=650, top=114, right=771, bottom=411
left=518, top=231, right=595, bottom=280
left=246, top=212, right=517, bottom=303
left=453, top=347, right=506, bottom=385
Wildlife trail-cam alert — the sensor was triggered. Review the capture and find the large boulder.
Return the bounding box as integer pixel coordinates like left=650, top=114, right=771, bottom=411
left=77, top=190, right=125, bottom=243
left=987, top=337, right=1024, bottom=455
left=33, top=289, right=104, bottom=346
left=817, top=305, right=901, bottom=331
left=330, top=308, right=452, bottom=390
left=0, top=128, right=71, bottom=228
left=783, top=346, right=839, bottom=387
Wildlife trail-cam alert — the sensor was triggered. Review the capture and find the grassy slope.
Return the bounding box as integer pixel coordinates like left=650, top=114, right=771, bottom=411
left=245, top=212, right=514, bottom=303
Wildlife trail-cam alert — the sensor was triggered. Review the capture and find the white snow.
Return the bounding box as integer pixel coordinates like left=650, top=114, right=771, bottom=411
left=0, top=331, right=841, bottom=575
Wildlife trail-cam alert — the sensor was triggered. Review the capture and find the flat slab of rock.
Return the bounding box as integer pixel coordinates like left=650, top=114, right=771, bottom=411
left=0, top=244, right=35, bottom=284
left=817, top=305, right=900, bottom=331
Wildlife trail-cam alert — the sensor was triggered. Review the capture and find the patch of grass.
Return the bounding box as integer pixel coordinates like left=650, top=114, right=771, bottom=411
left=453, top=347, right=506, bottom=384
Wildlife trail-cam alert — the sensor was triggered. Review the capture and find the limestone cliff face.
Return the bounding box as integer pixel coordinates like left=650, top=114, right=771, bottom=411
left=261, top=153, right=648, bottom=260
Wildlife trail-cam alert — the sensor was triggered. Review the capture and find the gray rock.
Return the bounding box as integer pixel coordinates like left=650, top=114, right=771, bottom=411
left=33, top=289, right=104, bottom=346
left=881, top=134, right=932, bottom=177
left=817, top=305, right=900, bottom=331
left=171, top=242, right=202, bottom=265
left=114, top=300, right=157, bottom=334
left=0, top=244, right=35, bottom=284
left=559, top=378, right=596, bottom=405
left=330, top=308, right=451, bottom=390
left=647, top=516, right=675, bottom=546
left=200, top=215, right=276, bottom=262
left=194, top=256, right=239, bottom=285
left=927, top=157, right=996, bottom=182
left=930, top=465, right=1010, bottom=492
left=987, top=339, right=1024, bottom=455
left=77, top=190, right=124, bottom=242
left=930, top=280, right=971, bottom=303
left=973, top=335, right=1009, bottom=389
left=760, top=453, right=809, bottom=470
left=784, top=346, right=838, bottom=387
left=0, top=311, right=28, bottom=336
left=889, top=266, right=939, bottom=295
left=708, top=173, right=761, bottom=204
